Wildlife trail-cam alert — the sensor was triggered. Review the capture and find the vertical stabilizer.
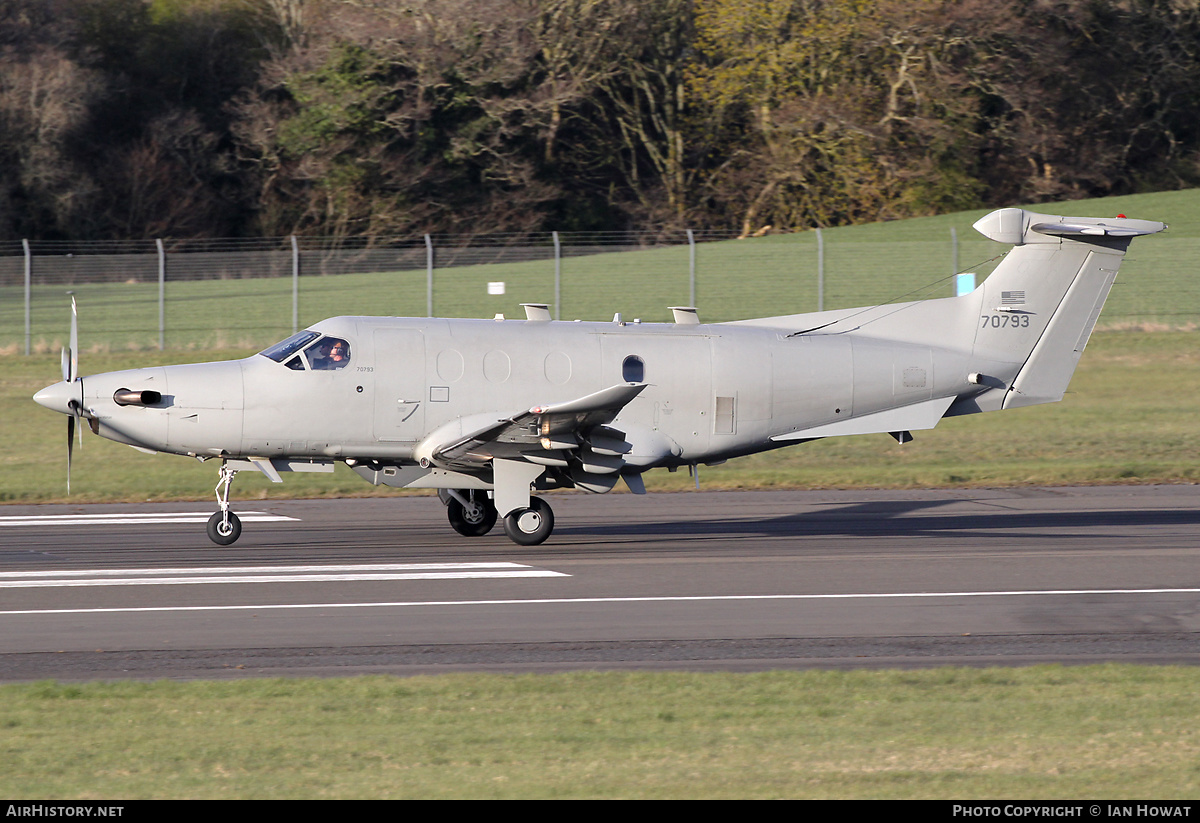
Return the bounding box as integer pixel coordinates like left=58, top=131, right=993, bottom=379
left=968, top=209, right=1165, bottom=410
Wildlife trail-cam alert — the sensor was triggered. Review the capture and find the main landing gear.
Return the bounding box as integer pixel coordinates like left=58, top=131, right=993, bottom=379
left=444, top=489, right=498, bottom=537
left=441, top=489, right=555, bottom=546
left=207, top=463, right=242, bottom=546
left=502, top=496, right=554, bottom=546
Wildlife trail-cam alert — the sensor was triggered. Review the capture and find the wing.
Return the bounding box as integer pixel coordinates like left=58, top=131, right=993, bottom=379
left=428, top=383, right=648, bottom=470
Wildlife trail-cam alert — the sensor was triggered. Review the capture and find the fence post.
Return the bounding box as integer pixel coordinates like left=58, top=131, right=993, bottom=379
left=552, top=230, right=561, bottom=320
left=156, top=238, right=165, bottom=351
left=687, top=229, right=695, bottom=308
left=425, top=234, right=433, bottom=317
left=816, top=228, right=824, bottom=312
left=291, top=235, right=299, bottom=334
left=22, top=239, right=30, bottom=356
left=951, top=227, right=958, bottom=277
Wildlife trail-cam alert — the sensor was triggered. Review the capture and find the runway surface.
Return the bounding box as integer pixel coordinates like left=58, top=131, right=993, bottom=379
left=2, top=485, right=1199, bottom=680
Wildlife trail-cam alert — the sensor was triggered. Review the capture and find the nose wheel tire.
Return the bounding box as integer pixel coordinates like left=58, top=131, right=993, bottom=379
left=502, top=496, right=554, bottom=546
left=447, top=493, right=498, bottom=537
left=207, top=510, right=242, bottom=545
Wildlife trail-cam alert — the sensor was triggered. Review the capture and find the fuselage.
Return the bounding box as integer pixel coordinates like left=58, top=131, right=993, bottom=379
left=43, top=313, right=979, bottom=475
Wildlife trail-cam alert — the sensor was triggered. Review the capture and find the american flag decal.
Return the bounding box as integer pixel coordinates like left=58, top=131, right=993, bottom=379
left=1001, top=290, right=1026, bottom=306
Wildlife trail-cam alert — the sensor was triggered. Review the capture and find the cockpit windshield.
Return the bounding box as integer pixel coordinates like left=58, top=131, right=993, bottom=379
left=260, top=331, right=319, bottom=363
left=259, top=332, right=352, bottom=370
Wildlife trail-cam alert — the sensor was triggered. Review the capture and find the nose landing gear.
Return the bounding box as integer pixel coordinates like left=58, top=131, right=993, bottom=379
left=207, top=463, right=242, bottom=545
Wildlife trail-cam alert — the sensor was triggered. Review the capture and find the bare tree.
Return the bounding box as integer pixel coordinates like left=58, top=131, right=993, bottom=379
left=0, top=2, right=103, bottom=239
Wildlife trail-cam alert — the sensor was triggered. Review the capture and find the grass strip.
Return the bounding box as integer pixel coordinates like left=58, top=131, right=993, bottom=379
left=2, top=666, right=1198, bottom=799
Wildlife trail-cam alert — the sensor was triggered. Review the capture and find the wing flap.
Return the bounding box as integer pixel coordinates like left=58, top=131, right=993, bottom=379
left=430, top=383, right=648, bottom=468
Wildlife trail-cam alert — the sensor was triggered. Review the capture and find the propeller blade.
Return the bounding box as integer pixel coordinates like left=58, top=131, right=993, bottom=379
left=58, top=297, right=81, bottom=493
left=66, top=415, right=74, bottom=495
left=68, top=296, right=78, bottom=384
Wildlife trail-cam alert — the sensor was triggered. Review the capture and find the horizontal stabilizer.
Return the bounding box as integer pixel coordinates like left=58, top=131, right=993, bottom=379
left=973, top=208, right=1166, bottom=245
left=1030, top=221, right=1154, bottom=239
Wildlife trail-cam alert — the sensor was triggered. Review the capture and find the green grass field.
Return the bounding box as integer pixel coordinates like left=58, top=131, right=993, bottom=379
left=3, top=667, right=1199, bottom=799
left=4, top=189, right=1199, bottom=354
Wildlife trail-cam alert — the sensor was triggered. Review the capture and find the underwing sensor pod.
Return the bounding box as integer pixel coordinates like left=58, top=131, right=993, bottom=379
left=33, top=209, right=1166, bottom=546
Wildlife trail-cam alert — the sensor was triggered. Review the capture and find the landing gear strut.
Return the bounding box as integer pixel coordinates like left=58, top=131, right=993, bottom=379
left=207, top=463, right=242, bottom=546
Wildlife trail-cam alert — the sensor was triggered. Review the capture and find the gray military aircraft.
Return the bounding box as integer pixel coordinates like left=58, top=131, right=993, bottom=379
left=33, top=208, right=1165, bottom=546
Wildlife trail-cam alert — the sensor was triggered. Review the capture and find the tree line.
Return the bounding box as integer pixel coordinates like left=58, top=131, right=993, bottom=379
left=3, top=0, right=1199, bottom=243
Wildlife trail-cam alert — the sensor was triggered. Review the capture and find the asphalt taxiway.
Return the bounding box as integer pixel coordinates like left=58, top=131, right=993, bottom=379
left=2, top=486, right=1198, bottom=680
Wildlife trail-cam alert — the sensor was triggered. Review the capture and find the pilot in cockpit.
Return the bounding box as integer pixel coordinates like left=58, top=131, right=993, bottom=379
left=311, top=338, right=351, bottom=370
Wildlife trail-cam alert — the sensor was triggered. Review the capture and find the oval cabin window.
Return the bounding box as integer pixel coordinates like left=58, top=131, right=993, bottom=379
left=622, top=355, right=645, bottom=383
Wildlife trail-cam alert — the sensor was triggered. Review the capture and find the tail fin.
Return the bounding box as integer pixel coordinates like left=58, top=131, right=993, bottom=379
left=967, top=208, right=1165, bottom=410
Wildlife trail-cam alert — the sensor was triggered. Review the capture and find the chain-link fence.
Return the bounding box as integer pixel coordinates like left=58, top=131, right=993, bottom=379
left=3, top=214, right=1196, bottom=354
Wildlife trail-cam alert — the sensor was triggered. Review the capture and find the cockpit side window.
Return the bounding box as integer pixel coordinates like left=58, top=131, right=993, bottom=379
left=305, top=337, right=352, bottom=370
left=260, top=331, right=320, bottom=363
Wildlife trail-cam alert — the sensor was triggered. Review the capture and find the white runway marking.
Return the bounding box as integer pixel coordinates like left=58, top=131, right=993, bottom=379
left=2, top=587, right=1196, bottom=616
left=0, top=511, right=298, bottom=526
left=0, top=562, right=568, bottom=589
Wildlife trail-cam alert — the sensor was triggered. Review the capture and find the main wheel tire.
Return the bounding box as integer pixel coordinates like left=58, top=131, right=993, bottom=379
left=206, top=510, right=242, bottom=546
left=447, top=492, right=498, bottom=537
left=502, top=496, right=554, bottom=546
